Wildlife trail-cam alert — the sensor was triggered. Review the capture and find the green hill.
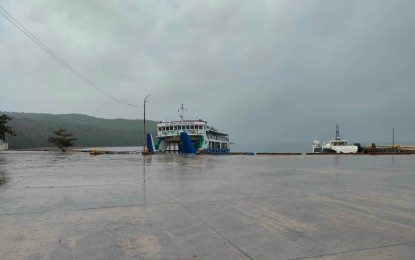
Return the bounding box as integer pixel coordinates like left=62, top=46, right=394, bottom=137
left=1, top=112, right=157, bottom=149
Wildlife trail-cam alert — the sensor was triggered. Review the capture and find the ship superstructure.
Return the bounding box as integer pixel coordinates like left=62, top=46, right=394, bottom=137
left=156, top=119, right=230, bottom=153
left=155, top=105, right=230, bottom=154
left=312, top=124, right=358, bottom=153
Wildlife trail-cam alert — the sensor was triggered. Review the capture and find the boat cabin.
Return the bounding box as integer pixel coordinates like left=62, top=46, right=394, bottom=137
left=329, top=140, right=348, bottom=146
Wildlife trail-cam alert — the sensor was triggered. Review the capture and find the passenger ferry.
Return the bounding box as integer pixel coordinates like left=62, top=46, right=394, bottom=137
left=155, top=105, right=230, bottom=154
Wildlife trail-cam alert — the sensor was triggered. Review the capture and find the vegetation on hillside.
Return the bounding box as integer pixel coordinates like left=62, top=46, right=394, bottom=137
left=0, top=114, right=16, bottom=141
left=0, top=112, right=157, bottom=149
left=47, top=129, right=76, bottom=152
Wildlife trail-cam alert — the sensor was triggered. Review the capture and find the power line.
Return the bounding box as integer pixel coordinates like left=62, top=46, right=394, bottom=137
left=0, top=6, right=138, bottom=107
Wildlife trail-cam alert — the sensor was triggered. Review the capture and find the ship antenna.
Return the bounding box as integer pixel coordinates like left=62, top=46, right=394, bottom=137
left=335, top=124, right=341, bottom=140
left=178, top=103, right=187, bottom=121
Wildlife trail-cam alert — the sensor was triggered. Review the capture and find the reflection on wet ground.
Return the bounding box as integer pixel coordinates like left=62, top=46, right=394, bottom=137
left=0, top=175, right=7, bottom=186
left=0, top=174, right=7, bottom=186
left=0, top=156, right=7, bottom=187
left=0, top=151, right=414, bottom=259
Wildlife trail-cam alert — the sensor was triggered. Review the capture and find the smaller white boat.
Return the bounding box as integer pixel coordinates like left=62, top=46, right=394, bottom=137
left=312, top=125, right=358, bottom=153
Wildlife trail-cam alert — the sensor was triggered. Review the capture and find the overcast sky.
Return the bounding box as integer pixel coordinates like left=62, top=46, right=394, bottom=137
left=1, top=0, right=414, bottom=144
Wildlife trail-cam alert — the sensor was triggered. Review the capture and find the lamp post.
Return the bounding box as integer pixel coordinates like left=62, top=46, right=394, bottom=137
left=143, top=95, right=150, bottom=154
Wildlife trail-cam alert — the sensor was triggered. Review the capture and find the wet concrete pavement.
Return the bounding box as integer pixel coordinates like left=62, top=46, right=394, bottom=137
left=0, top=152, right=414, bottom=259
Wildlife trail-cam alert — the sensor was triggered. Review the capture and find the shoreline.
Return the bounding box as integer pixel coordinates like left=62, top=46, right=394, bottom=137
left=8, top=147, right=92, bottom=152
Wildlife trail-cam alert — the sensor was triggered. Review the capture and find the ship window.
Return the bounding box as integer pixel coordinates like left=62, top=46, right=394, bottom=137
left=190, top=126, right=194, bottom=129
left=158, top=127, right=161, bottom=131
left=178, top=126, right=182, bottom=130
left=186, top=125, right=190, bottom=129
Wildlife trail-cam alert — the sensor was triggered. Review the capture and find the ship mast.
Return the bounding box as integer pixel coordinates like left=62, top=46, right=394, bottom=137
left=335, top=124, right=341, bottom=140
left=178, top=104, right=187, bottom=121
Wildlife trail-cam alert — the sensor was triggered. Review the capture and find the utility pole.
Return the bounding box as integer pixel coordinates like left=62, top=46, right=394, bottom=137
left=393, top=128, right=395, bottom=150
left=143, top=95, right=150, bottom=154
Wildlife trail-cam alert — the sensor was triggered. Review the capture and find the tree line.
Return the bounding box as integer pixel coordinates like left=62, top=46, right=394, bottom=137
left=1, top=114, right=75, bottom=151
left=0, top=112, right=157, bottom=150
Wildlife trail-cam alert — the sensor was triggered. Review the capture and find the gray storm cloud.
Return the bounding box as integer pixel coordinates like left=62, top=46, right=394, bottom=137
left=1, top=0, right=414, bottom=144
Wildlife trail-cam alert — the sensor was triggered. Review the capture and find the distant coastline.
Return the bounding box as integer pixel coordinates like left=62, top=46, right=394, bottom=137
left=1, top=112, right=157, bottom=149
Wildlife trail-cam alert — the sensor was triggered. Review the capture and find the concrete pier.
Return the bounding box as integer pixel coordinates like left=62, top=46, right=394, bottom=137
left=1, top=152, right=414, bottom=259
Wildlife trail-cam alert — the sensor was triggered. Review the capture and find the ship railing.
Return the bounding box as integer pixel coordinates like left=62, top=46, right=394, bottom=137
left=207, top=135, right=229, bottom=141
left=159, top=130, right=205, bottom=136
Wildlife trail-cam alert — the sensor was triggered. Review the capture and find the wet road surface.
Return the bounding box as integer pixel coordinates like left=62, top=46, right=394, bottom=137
left=0, top=152, right=414, bottom=259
